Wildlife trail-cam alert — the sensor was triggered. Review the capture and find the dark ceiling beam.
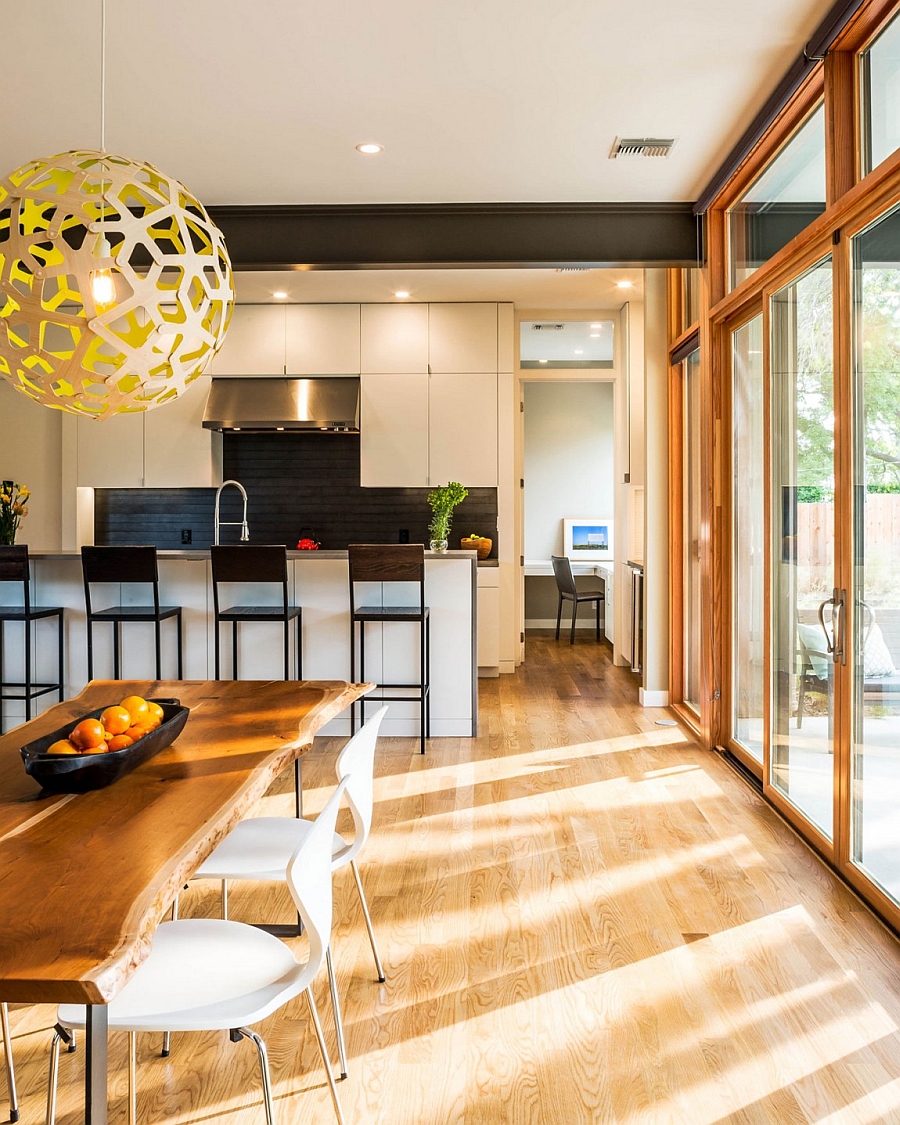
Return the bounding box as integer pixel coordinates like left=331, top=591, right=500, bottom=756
left=207, top=202, right=700, bottom=270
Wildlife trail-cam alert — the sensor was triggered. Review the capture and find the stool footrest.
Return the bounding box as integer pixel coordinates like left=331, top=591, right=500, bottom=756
left=0, top=681, right=64, bottom=699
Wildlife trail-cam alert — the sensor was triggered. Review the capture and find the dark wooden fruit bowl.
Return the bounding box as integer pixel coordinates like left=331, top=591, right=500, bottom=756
left=20, top=699, right=189, bottom=794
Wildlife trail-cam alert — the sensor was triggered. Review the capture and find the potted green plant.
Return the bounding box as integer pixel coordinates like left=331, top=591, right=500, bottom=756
left=427, top=481, right=468, bottom=552
left=0, top=480, right=29, bottom=545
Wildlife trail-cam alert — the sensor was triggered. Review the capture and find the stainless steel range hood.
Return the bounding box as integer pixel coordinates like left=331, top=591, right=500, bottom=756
left=202, top=377, right=360, bottom=432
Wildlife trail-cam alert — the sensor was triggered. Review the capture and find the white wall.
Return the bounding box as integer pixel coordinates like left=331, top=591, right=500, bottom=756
left=0, top=382, right=62, bottom=550
left=523, top=381, right=615, bottom=559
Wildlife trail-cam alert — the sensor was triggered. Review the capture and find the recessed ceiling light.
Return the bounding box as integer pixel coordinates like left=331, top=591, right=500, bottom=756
left=539, top=359, right=548, bottom=364
left=616, top=280, right=633, bottom=289
left=394, top=290, right=410, bottom=299
left=356, top=142, right=384, bottom=155
left=574, top=349, right=584, bottom=355
left=591, top=322, right=602, bottom=328
left=590, top=333, right=600, bottom=338
left=272, top=291, right=288, bottom=299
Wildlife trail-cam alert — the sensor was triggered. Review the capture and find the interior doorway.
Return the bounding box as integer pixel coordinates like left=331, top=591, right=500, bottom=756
left=522, top=379, right=616, bottom=649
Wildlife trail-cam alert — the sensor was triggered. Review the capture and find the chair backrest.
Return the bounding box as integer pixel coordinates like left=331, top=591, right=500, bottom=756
left=551, top=555, right=578, bottom=598
left=348, top=544, right=425, bottom=613
left=285, top=776, right=349, bottom=977
left=82, top=546, right=160, bottom=615
left=210, top=545, right=289, bottom=616
left=0, top=545, right=30, bottom=611
left=334, top=705, right=388, bottom=860
left=211, top=544, right=288, bottom=584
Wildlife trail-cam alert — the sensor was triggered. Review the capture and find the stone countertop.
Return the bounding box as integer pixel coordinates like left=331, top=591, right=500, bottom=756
left=27, top=548, right=480, bottom=562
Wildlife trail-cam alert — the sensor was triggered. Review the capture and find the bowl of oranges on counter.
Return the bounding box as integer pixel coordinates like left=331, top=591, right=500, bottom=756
left=20, top=695, right=190, bottom=793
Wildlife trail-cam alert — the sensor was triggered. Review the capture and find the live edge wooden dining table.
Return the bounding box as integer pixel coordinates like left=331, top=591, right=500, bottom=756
left=0, top=677, right=371, bottom=1124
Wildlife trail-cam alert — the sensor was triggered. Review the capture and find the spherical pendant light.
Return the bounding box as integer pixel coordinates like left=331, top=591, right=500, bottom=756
left=0, top=149, right=234, bottom=418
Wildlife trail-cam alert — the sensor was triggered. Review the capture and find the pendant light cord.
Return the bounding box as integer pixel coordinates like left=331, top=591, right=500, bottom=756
left=100, top=0, right=106, bottom=153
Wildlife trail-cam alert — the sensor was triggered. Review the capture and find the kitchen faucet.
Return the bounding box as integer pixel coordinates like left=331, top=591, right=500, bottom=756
left=214, top=480, right=249, bottom=545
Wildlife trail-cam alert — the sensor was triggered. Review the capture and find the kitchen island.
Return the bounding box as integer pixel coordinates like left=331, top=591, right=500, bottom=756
left=5, top=549, right=477, bottom=738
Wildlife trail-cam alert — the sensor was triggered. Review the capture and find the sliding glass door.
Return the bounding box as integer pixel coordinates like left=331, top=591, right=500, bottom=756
left=732, top=317, right=765, bottom=761
left=683, top=349, right=702, bottom=713
left=850, top=205, right=900, bottom=908
left=770, top=258, right=835, bottom=839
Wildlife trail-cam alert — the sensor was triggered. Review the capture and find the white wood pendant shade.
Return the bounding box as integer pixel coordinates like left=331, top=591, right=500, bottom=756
left=0, top=149, right=234, bottom=418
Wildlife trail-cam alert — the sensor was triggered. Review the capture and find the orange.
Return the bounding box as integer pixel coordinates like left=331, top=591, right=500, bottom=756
left=147, top=701, right=164, bottom=723
left=125, top=725, right=146, bottom=743
left=107, top=734, right=134, bottom=752
left=120, top=695, right=150, bottom=724
left=69, top=718, right=106, bottom=750
left=101, top=705, right=132, bottom=735
left=46, top=739, right=79, bottom=755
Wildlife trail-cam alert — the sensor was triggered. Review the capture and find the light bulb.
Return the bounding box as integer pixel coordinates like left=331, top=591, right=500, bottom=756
left=91, top=268, right=116, bottom=310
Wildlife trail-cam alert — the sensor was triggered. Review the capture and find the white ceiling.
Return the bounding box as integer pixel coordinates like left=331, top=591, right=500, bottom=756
left=0, top=0, right=832, bottom=207
left=234, top=267, right=643, bottom=306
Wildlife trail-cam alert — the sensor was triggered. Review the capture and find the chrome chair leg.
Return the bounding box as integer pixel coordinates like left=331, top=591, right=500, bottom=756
left=325, top=947, right=348, bottom=1078
left=232, top=1027, right=275, bottom=1125
left=304, top=990, right=345, bottom=1125
left=46, top=1030, right=61, bottom=1125
left=2, top=1003, right=18, bottom=1123
left=161, top=1031, right=171, bottom=1057
left=128, top=1033, right=137, bottom=1125
left=351, top=860, right=385, bottom=982
left=222, top=879, right=229, bottom=920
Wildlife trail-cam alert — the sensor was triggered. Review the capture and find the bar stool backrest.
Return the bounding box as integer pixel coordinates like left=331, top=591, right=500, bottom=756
left=81, top=545, right=161, bottom=616
left=551, top=555, right=579, bottom=599
left=347, top=543, right=425, bottom=612
left=0, top=545, right=30, bottom=612
left=210, top=544, right=289, bottom=616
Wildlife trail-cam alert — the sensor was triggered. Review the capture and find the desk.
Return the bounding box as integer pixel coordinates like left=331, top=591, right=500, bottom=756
left=0, top=677, right=369, bottom=1123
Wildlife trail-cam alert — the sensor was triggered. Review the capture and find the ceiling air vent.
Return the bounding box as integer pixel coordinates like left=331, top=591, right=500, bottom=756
left=531, top=323, right=566, bottom=331
left=609, top=137, right=675, bottom=159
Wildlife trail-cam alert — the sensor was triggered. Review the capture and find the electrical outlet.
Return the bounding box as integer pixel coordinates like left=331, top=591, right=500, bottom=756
left=181, top=529, right=192, bottom=545
left=399, top=528, right=410, bottom=543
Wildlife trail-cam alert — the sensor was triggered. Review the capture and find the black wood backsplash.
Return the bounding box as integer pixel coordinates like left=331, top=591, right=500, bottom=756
left=95, top=434, right=498, bottom=554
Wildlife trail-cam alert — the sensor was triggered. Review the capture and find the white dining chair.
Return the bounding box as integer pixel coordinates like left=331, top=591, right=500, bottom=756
left=192, top=706, right=388, bottom=1078
left=46, top=778, right=350, bottom=1125
left=2, top=1002, right=18, bottom=1122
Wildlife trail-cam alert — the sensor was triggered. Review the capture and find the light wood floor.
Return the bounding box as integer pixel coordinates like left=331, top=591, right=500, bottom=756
left=9, top=633, right=900, bottom=1124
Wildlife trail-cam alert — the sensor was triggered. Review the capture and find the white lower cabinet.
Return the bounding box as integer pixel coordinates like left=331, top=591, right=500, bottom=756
left=359, top=373, right=428, bottom=486
left=477, top=567, right=500, bottom=672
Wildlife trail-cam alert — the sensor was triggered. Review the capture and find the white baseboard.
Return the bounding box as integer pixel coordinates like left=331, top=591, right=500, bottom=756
left=478, top=667, right=500, bottom=678
left=499, top=660, right=516, bottom=674
left=639, top=688, right=670, bottom=707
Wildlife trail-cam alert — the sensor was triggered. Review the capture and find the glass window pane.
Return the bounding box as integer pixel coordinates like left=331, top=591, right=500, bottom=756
left=684, top=349, right=702, bottom=712
left=520, top=320, right=614, bottom=368
left=728, top=106, right=826, bottom=290
left=770, top=258, right=834, bottom=839
left=862, top=12, right=900, bottom=174
left=732, top=317, right=764, bottom=760
left=851, top=204, right=900, bottom=906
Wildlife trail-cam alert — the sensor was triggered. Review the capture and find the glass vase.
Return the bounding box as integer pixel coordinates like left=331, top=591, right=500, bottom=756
left=429, top=539, right=449, bottom=553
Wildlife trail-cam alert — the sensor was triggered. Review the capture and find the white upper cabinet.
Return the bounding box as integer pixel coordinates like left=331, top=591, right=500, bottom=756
left=428, top=304, right=497, bottom=373
left=143, top=378, right=215, bottom=488
left=76, top=412, right=144, bottom=487
left=285, top=304, right=360, bottom=375
left=360, top=373, right=429, bottom=487
left=361, top=304, right=429, bottom=373
left=428, top=372, right=498, bottom=487
left=498, top=303, right=514, bottom=371
left=209, top=305, right=286, bottom=375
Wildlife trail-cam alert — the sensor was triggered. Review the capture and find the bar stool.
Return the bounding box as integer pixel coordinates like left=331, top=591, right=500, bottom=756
left=82, top=546, right=183, bottom=680
left=349, top=543, right=429, bottom=754
left=0, top=545, right=64, bottom=735
left=211, top=545, right=302, bottom=680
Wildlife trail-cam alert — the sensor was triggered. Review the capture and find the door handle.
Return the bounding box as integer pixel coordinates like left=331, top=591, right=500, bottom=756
left=818, top=588, right=846, bottom=665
